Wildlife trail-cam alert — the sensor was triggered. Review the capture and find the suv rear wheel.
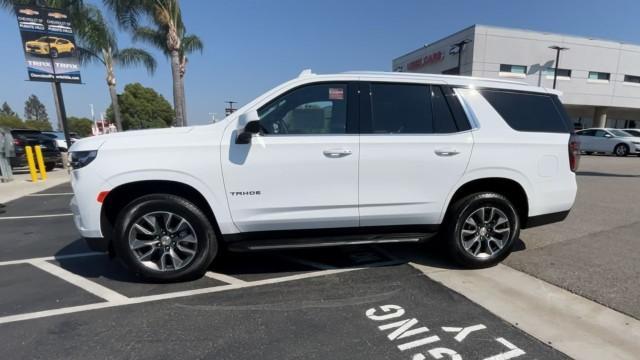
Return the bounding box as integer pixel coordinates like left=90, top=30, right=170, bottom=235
left=444, top=192, right=520, bottom=268
left=113, top=194, right=218, bottom=282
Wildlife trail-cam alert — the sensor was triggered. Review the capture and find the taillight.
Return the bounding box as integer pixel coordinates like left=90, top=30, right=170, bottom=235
left=569, top=134, right=580, bottom=172
left=13, top=138, right=23, bottom=146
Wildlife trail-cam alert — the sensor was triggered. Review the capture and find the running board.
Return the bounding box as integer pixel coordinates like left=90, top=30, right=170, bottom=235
left=226, top=233, right=433, bottom=252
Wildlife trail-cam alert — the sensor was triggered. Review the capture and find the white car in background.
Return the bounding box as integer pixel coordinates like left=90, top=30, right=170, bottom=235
left=43, top=131, right=79, bottom=152
left=622, top=129, right=640, bottom=138
left=576, top=128, right=640, bottom=156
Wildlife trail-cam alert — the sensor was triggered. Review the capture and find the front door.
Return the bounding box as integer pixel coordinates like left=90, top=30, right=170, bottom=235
left=222, top=82, right=360, bottom=232
left=358, top=82, right=473, bottom=226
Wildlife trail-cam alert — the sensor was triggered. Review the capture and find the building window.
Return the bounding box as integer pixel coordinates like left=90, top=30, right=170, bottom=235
left=624, top=75, right=640, bottom=84
left=543, top=68, right=572, bottom=78
left=588, top=71, right=610, bottom=81
left=500, top=64, right=527, bottom=74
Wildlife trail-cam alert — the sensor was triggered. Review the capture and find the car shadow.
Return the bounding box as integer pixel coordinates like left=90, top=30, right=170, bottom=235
left=576, top=171, right=640, bottom=178
left=51, top=236, right=528, bottom=285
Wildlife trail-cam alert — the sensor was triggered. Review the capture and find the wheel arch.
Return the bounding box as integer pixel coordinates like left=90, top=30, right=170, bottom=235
left=100, top=180, right=223, bottom=252
left=444, top=177, right=530, bottom=228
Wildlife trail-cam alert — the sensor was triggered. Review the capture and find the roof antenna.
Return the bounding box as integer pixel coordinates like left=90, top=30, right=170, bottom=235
left=298, top=69, right=315, bottom=78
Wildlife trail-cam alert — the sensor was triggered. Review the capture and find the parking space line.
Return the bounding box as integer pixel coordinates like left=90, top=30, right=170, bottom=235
left=0, top=213, right=73, bottom=220
left=0, top=252, right=105, bottom=267
left=28, top=260, right=129, bottom=303
left=26, top=193, right=74, bottom=196
left=0, top=266, right=361, bottom=325
left=205, top=271, right=248, bottom=285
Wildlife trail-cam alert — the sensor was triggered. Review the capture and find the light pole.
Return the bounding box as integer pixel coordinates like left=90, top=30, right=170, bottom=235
left=549, top=46, right=569, bottom=89
left=450, top=39, right=472, bottom=75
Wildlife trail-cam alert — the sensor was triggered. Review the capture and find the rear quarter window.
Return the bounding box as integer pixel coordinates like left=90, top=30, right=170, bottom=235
left=479, top=89, right=570, bottom=133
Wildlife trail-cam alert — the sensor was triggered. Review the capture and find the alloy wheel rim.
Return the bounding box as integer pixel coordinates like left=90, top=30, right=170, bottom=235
left=460, top=206, right=511, bottom=259
left=616, top=146, right=626, bottom=155
left=128, top=211, right=198, bottom=271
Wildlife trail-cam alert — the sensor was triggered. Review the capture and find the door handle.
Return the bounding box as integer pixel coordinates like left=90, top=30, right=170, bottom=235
left=323, top=148, right=352, bottom=158
left=435, top=149, right=460, bottom=157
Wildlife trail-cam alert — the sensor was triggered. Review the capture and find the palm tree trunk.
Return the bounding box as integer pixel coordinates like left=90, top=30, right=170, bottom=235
left=108, top=84, right=123, bottom=131
left=170, top=50, right=185, bottom=126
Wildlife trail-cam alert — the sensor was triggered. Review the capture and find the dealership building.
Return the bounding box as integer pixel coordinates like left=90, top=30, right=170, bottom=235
left=392, top=24, right=640, bottom=129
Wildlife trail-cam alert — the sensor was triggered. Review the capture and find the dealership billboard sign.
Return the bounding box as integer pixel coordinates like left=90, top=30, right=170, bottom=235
left=15, top=5, right=82, bottom=83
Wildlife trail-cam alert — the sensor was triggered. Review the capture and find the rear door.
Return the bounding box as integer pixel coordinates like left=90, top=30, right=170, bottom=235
left=358, top=82, right=473, bottom=226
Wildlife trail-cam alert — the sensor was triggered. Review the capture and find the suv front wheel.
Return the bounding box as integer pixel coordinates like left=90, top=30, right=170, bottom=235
left=444, top=192, right=520, bottom=268
left=113, top=194, right=218, bottom=282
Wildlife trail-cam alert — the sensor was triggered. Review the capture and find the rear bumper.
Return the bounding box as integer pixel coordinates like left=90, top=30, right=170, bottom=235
left=524, top=210, right=570, bottom=229
left=10, top=153, right=61, bottom=167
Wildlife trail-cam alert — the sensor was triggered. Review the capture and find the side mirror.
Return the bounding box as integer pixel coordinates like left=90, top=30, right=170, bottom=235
left=604, top=134, right=612, bottom=138
left=236, top=120, right=262, bottom=144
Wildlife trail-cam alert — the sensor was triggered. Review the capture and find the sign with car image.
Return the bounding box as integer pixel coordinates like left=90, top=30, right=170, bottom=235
left=15, top=5, right=81, bottom=83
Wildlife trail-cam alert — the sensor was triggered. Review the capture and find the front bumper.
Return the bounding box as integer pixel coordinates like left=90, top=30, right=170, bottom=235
left=70, top=195, right=103, bottom=238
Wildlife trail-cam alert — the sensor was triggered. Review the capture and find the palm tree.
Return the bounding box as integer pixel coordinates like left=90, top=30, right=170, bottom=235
left=75, top=6, right=156, bottom=131
left=104, top=0, right=201, bottom=127
left=132, top=26, right=202, bottom=124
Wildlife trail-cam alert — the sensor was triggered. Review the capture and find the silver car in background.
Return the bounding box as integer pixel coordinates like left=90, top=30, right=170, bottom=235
left=576, top=128, right=640, bottom=156
left=622, top=129, right=640, bottom=138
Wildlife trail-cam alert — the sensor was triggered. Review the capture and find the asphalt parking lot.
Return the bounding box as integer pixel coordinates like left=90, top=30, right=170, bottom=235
left=0, top=184, right=568, bottom=359
left=0, top=155, right=639, bottom=359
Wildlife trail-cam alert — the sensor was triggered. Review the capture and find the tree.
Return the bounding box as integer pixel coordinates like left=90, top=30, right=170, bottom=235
left=24, top=94, right=49, bottom=121
left=0, top=114, right=24, bottom=129
left=75, top=5, right=156, bottom=132
left=106, top=83, right=174, bottom=130
left=1, top=102, right=18, bottom=118
left=132, top=26, right=202, bottom=125
left=104, top=0, right=201, bottom=127
left=67, top=116, right=93, bottom=137
left=24, top=118, right=53, bottom=131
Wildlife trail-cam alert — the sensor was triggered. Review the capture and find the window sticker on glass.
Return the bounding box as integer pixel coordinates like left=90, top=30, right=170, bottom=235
left=329, top=88, right=344, bottom=100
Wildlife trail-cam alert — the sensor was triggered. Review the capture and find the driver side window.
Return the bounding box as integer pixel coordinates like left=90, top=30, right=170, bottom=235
left=257, top=83, right=347, bottom=135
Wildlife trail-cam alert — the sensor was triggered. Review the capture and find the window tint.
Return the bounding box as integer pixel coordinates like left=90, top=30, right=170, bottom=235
left=368, top=83, right=432, bottom=134
left=500, top=64, right=527, bottom=74
left=624, top=75, right=640, bottom=84
left=578, top=129, right=596, bottom=136
left=479, top=90, right=570, bottom=133
left=588, top=72, right=610, bottom=81
left=431, top=86, right=458, bottom=133
left=257, top=83, right=347, bottom=135
left=543, top=68, right=571, bottom=78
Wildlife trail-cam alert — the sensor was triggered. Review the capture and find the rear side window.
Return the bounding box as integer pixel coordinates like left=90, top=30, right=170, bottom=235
left=361, top=83, right=470, bottom=134
left=479, top=90, right=570, bottom=133
left=369, top=83, right=432, bottom=134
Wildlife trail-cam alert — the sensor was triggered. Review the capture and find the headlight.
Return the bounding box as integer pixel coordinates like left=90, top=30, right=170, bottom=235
left=70, top=150, right=98, bottom=169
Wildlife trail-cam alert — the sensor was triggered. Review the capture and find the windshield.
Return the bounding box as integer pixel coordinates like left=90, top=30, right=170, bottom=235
left=610, top=129, right=631, bottom=137
left=625, top=129, right=640, bottom=136
left=35, top=36, right=52, bottom=42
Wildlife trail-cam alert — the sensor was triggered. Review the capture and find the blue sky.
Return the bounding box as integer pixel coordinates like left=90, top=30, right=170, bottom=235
left=1, top=0, right=639, bottom=127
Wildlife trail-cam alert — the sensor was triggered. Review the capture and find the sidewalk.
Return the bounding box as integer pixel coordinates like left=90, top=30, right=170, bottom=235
left=0, top=168, right=71, bottom=203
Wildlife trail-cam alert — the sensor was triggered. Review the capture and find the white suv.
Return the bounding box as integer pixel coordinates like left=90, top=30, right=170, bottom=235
left=69, top=71, right=578, bottom=281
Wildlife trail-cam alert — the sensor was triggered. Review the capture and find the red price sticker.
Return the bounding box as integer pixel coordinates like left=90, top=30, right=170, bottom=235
left=329, top=88, right=344, bottom=100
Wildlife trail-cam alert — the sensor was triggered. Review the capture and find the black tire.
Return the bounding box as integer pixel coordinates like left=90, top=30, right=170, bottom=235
left=443, top=192, right=520, bottom=269
left=50, top=48, right=59, bottom=58
left=45, top=162, right=55, bottom=171
left=113, top=194, right=218, bottom=282
left=584, top=151, right=593, bottom=155
left=614, top=144, right=629, bottom=157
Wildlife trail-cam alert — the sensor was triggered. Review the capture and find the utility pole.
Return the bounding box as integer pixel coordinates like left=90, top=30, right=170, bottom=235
left=549, top=46, right=569, bottom=89
left=225, top=101, right=237, bottom=116
left=450, top=39, right=472, bottom=75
